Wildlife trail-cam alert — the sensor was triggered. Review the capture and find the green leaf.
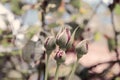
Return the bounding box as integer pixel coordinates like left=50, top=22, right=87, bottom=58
left=25, top=26, right=40, bottom=40
left=1, top=39, right=11, bottom=47
left=70, top=0, right=81, bottom=9
left=11, top=50, right=22, bottom=55
left=66, top=27, right=79, bottom=49
left=71, top=14, right=80, bottom=21
left=11, top=0, right=23, bottom=15
left=48, top=23, right=59, bottom=28
left=94, top=32, right=101, bottom=41
left=114, top=4, right=120, bottom=15
left=115, top=77, right=120, bottom=80
left=0, top=53, right=4, bottom=56
left=0, top=29, right=3, bottom=35
left=1, top=0, right=8, bottom=3
left=107, top=38, right=115, bottom=52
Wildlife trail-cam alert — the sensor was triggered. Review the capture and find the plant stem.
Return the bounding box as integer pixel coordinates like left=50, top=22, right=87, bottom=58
left=45, top=54, right=49, bottom=80
left=68, top=59, right=79, bottom=80
left=55, top=63, right=60, bottom=80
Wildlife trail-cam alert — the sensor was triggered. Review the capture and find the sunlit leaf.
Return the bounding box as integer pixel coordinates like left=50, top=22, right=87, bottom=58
left=115, top=77, right=120, bottom=80
left=94, top=32, right=101, bottom=41
left=48, top=23, right=59, bottom=28
left=70, top=0, right=81, bottom=9
left=0, top=53, right=4, bottom=56
left=114, top=4, right=120, bottom=15
left=11, top=0, right=24, bottom=15
left=25, top=26, right=40, bottom=40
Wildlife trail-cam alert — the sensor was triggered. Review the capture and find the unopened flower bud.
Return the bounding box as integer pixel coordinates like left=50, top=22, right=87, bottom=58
left=44, top=36, right=56, bottom=54
left=75, top=40, right=88, bottom=58
left=56, top=28, right=71, bottom=49
left=54, top=49, right=66, bottom=64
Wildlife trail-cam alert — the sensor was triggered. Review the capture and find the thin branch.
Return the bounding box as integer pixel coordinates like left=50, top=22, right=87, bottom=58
left=78, top=60, right=120, bottom=80
left=110, top=9, right=120, bottom=79
left=40, top=0, right=49, bottom=28
left=84, top=1, right=102, bottom=27
left=111, top=11, right=118, bottom=48
left=116, top=31, right=120, bottom=35
left=88, top=60, right=120, bottom=70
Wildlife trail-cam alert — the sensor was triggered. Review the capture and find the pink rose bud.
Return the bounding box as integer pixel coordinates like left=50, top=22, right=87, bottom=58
left=75, top=40, right=88, bottom=58
left=54, top=49, right=66, bottom=64
left=44, top=36, right=56, bottom=54
left=56, top=27, right=71, bottom=49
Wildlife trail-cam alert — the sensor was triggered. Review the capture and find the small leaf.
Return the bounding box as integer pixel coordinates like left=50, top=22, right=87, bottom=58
left=114, top=4, right=120, bottom=15
left=11, top=0, right=24, bottom=15
left=107, top=38, right=115, bottom=52
left=48, top=23, right=59, bottom=28
left=94, top=32, right=101, bottom=41
left=66, top=27, right=79, bottom=49
left=25, top=26, right=40, bottom=40
left=70, top=0, right=81, bottom=9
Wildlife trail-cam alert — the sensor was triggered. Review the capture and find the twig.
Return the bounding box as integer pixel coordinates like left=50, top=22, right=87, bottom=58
left=40, top=0, right=49, bottom=28
left=111, top=11, right=119, bottom=54
left=84, top=1, right=102, bottom=27
left=88, top=60, right=120, bottom=70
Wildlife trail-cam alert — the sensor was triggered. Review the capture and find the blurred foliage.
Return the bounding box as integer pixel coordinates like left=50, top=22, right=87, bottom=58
left=116, top=77, right=120, bottom=80
left=70, top=0, right=80, bottom=9
left=48, top=0, right=62, bottom=12
left=115, top=4, right=120, bottom=15
left=1, top=0, right=24, bottom=15
left=48, top=23, right=59, bottom=28
left=11, top=0, right=24, bottom=15
left=94, top=32, right=101, bottom=41
left=1, top=0, right=9, bottom=3
left=25, top=26, right=40, bottom=39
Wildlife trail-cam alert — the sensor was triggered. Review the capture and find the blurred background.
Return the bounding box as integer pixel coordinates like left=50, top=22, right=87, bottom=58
left=0, top=0, right=120, bottom=80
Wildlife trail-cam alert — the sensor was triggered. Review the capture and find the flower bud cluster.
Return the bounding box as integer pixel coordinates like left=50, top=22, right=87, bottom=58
left=44, top=26, right=89, bottom=64
left=43, top=26, right=89, bottom=80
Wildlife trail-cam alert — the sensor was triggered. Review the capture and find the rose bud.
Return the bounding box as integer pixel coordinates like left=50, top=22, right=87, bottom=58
left=75, top=40, right=88, bottom=59
left=56, top=27, right=71, bottom=49
left=44, top=36, right=56, bottom=54
left=54, top=49, right=66, bottom=64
